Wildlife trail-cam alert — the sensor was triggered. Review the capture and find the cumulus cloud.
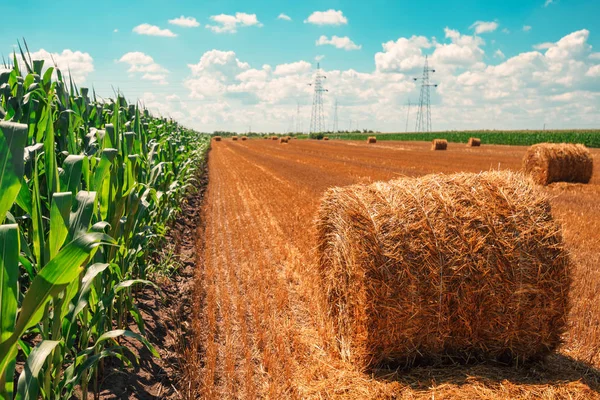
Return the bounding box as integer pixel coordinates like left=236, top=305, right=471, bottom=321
left=470, top=21, right=499, bottom=34
left=206, top=13, right=262, bottom=33
left=133, top=23, right=177, bottom=37
left=166, top=28, right=599, bottom=132
left=118, top=51, right=169, bottom=84
left=168, top=16, right=200, bottom=28
left=304, top=10, right=347, bottom=26
left=277, top=13, right=291, bottom=21
left=533, top=42, right=554, bottom=50
left=21, top=49, right=94, bottom=83
left=316, top=35, right=361, bottom=50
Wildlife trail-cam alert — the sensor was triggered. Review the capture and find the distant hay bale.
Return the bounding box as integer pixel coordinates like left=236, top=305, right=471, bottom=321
left=272, top=136, right=279, bottom=140
left=523, top=143, right=593, bottom=185
left=213, top=136, right=222, bottom=142
left=367, top=136, right=377, bottom=144
left=286, top=136, right=292, bottom=141
left=241, top=136, right=248, bottom=141
left=467, top=137, right=481, bottom=147
left=280, top=137, right=289, bottom=144
left=232, top=136, right=238, bottom=141
left=431, top=139, right=448, bottom=150
left=317, top=171, right=570, bottom=369
left=323, top=137, right=330, bottom=141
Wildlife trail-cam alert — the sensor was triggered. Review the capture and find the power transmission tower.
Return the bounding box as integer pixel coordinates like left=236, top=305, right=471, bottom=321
left=405, top=99, right=411, bottom=132
left=295, top=101, right=300, bottom=133
left=413, top=56, right=438, bottom=132
left=309, top=63, right=327, bottom=134
left=332, top=98, right=339, bottom=133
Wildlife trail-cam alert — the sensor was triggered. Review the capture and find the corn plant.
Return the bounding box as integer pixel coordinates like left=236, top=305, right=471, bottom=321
left=0, top=48, right=209, bottom=399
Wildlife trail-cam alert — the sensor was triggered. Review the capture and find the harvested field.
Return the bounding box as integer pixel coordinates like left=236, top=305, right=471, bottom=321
left=189, top=139, right=600, bottom=399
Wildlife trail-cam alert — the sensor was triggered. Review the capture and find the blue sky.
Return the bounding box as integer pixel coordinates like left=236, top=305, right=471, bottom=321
left=2, top=0, right=599, bottom=132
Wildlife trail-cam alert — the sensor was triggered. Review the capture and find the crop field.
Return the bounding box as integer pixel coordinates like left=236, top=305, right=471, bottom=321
left=184, top=139, right=600, bottom=399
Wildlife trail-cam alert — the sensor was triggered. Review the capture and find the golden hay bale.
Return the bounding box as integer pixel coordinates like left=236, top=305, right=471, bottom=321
left=316, top=171, right=570, bottom=369
left=467, top=137, right=481, bottom=147
left=232, top=136, right=238, bottom=141
left=523, top=143, right=593, bottom=185
left=367, top=136, right=377, bottom=144
left=241, top=136, right=248, bottom=141
left=280, top=137, right=289, bottom=144
left=213, top=136, right=222, bottom=142
left=272, top=136, right=279, bottom=140
left=323, top=137, right=330, bottom=141
left=431, top=139, right=448, bottom=150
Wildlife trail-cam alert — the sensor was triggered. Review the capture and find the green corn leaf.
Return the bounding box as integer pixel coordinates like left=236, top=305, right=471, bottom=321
left=43, top=97, right=60, bottom=199
left=60, top=155, right=84, bottom=195
left=92, top=329, right=159, bottom=358
left=0, top=121, right=27, bottom=223
left=48, top=192, right=72, bottom=259
left=68, top=191, right=96, bottom=241
left=0, top=232, right=114, bottom=379
left=0, top=224, right=19, bottom=398
left=15, top=340, right=60, bottom=400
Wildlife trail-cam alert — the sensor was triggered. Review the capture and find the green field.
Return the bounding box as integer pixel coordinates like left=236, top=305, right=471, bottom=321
left=324, top=130, right=600, bottom=147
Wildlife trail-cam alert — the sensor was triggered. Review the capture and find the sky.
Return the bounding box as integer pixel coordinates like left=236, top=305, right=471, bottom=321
left=1, top=0, right=599, bottom=133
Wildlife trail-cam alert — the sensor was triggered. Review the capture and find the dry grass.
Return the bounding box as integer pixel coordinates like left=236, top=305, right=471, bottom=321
left=184, top=140, right=600, bottom=399
left=523, top=143, right=593, bottom=185
left=432, top=139, right=448, bottom=150
left=468, top=137, right=481, bottom=147
left=367, top=136, right=377, bottom=144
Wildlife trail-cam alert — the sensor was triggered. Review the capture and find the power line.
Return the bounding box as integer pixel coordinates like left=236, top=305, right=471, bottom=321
left=308, top=62, right=328, bottom=134
left=332, top=98, right=339, bottom=133
left=413, top=56, right=438, bottom=132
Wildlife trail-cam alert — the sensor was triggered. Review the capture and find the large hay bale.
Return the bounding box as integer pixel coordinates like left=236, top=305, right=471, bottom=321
left=317, top=171, right=570, bottom=369
left=213, top=136, right=222, bottom=142
left=523, top=143, right=593, bottom=185
left=241, top=136, right=248, bottom=141
left=367, top=136, right=377, bottom=144
left=467, top=137, right=481, bottom=147
left=431, top=139, right=448, bottom=150
left=232, top=136, right=238, bottom=141
left=280, top=137, right=289, bottom=144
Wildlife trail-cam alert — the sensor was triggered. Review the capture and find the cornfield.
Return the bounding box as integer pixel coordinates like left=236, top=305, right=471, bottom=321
left=0, top=52, right=208, bottom=398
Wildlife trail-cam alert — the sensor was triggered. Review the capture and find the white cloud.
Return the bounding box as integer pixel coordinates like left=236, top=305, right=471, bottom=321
left=118, top=51, right=169, bottom=84
left=585, top=65, right=600, bottom=77
left=22, top=49, right=94, bottom=83
left=502, top=28, right=510, bottom=34
left=590, top=53, right=600, bottom=60
left=304, top=10, right=347, bottom=26
left=544, top=0, right=555, bottom=6
left=168, top=16, right=200, bottom=28
left=277, top=13, right=291, bottom=21
left=494, top=49, right=505, bottom=59
left=274, top=61, right=312, bottom=75
left=113, top=29, right=118, bottom=33
left=533, top=42, right=554, bottom=50
left=206, top=12, right=262, bottom=33
left=133, top=23, right=177, bottom=37
left=155, top=28, right=600, bottom=132
left=315, top=55, right=325, bottom=62
left=470, top=21, right=499, bottom=34
left=523, top=25, right=532, bottom=32
left=316, top=35, right=361, bottom=50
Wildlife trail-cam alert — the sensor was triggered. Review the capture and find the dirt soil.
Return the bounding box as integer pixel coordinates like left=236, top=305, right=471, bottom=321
left=184, top=139, right=600, bottom=399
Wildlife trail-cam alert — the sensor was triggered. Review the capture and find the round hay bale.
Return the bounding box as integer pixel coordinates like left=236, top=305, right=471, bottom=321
left=431, top=139, right=448, bottom=150
left=264, top=136, right=269, bottom=139
left=323, top=137, right=330, bottom=141
left=232, top=136, right=238, bottom=141
left=367, top=136, right=377, bottom=144
left=241, top=136, right=248, bottom=141
left=272, top=136, right=279, bottom=140
left=467, top=137, right=481, bottom=147
left=279, top=137, right=289, bottom=144
left=213, top=136, right=222, bottom=142
left=317, top=171, right=570, bottom=369
left=523, top=143, right=593, bottom=185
